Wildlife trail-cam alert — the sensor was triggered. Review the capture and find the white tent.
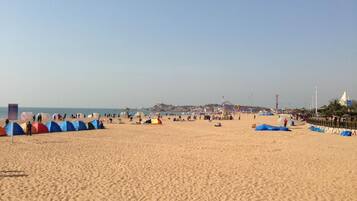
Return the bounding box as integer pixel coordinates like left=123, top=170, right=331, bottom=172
left=20, top=112, right=34, bottom=122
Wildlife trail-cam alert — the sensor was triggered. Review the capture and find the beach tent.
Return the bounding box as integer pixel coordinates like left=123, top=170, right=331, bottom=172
left=341, top=131, right=352, bottom=137
left=20, top=112, right=34, bottom=122
left=32, top=122, right=49, bottom=134
left=151, top=118, right=162, bottom=125
left=0, top=127, right=6, bottom=136
left=59, top=121, right=76, bottom=132
left=72, top=121, right=87, bottom=131
left=309, top=126, right=324, bottom=133
left=87, top=122, right=95, bottom=130
left=46, top=121, right=62, bottom=133
left=88, top=120, right=101, bottom=130
left=20, top=123, right=37, bottom=134
left=5, top=122, right=24, bottom=136
left=255, top=124, right=290, bottom=131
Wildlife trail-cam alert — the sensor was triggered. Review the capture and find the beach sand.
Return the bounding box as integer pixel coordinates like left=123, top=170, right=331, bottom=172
left=0, top=115, right=356, bottom=200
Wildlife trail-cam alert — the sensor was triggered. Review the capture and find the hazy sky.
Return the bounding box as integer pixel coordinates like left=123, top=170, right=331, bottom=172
left=0, top=0, right=356, bottom=108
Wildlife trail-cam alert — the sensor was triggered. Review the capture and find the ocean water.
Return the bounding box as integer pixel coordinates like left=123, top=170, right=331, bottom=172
left=0, top=107, right=149, bottom=119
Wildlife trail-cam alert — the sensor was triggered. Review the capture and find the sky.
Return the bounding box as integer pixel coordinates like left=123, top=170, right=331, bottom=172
left=0, top=0, right=356, bottom=109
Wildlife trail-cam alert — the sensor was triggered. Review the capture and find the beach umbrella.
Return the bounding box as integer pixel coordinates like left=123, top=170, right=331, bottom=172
left=5, top=122, right=24, bottom=136
left=72, top=121, right=87, bottom=131
left=20, top=112, right=34, bottom=122
left=0, top=127, right=6, bottom=137
left=32, top=122, right=49, bottom=134
left=20, top=123, right=37, bottom=134
left=59, top=121, right=76, bottom=132
left=46, top=121, right=62, bottom=133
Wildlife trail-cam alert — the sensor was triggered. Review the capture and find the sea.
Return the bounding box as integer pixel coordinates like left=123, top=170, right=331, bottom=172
left=0, top=107, right=150, bottom=119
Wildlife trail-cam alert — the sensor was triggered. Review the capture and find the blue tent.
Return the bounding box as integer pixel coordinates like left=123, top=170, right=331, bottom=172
left=341, top=131, right=352, bottom=137
left=60, top=121, right=76, bottom=132
left=255, top=124, right=290, bottom=131
left=72, top=121, right=87, bottom=131
left=88, top=120, right=101, bottom=130
left=46, top=121, right=62, bottom=133
left=5, top=122, right=24, bottom=136
left=309, top=126, right=324, bottom=133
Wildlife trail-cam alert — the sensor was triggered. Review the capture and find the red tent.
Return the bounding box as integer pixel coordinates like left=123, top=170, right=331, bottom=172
left=0, top=127, right=6, bottom=136
left=32, top=122, right=49, bottom=134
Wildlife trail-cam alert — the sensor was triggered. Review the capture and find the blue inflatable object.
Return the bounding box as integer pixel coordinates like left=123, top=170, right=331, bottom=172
left=309, top=126, right=324, bottom=133
left=255, top=124, right=269, bottom=131
left=340, top=131, right=352, bottom=137
left=72, top=121, right=87, bottom=131
left=255, top=124, right=290, bottom=131
left=46, top=121, right=62, bottom=133
left=5, top=122, right=24, bottom=136
left=279, top=127, right=290, bottom=131
left=59, top=121, right=76, bottom=132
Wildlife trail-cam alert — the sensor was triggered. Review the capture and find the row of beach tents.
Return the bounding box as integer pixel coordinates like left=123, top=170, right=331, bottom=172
left=0, top=120, right=103, bottom=136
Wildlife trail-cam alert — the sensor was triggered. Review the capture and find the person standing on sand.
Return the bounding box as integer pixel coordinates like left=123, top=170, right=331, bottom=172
left=37, top=114, right=42, bottom=123
left=26, top=121, right=32, bottom=136
left=254, top=115, right=256, bottom=119
left=284, top=118, right=288, bottom=127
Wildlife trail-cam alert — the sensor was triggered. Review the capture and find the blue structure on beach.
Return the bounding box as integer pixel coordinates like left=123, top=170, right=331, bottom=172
left=72, top=121, right=87, bottom=131
left=256, top=124, right=290, bottom=131
left=88, top=120, right=99, bottom=130
left=46, top=121, right=62, bottom=133
left=60, top=121, right=76, bottom=132
left=5, top=122, right=24, bottom=136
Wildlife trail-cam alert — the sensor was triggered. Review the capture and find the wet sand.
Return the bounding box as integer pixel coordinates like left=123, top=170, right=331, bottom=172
left=0, top=115, right=356, bottom=200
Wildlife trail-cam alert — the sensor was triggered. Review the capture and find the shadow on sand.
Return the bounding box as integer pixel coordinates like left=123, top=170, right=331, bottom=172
left=0, top=171, right=28, bottom=178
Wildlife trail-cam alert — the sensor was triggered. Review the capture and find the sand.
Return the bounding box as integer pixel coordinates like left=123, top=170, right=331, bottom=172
left=0, top=115, right=356, bottom=201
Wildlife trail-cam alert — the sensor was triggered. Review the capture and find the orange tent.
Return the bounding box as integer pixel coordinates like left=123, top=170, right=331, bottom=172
left=0, top=127, right=6, bottom=136
left=21, top=123, right=37, bottom=134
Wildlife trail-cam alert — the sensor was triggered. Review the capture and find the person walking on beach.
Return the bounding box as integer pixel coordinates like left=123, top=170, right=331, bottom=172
left=284, top=118, right=288, bottom=127
left=26, top=121, right=32, bottom=136
left=5, top=119, right=9, bottom=127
